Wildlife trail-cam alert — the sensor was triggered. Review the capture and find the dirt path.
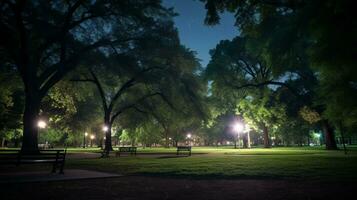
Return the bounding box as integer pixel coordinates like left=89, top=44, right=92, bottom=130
left=1, top=176, right=355, bottom=200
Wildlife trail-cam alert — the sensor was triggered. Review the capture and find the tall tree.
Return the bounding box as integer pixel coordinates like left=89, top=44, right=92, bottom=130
left=0, top=0, right=173, bottom=152
left=205, top=36, right=292, bottom=147
left=202, top=0, right=355, bottom=149
left=73, top=22, right=206, bottom=152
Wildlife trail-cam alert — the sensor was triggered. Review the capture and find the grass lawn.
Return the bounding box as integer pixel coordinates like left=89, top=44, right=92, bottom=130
left=66, top=146, right=357, bottom=181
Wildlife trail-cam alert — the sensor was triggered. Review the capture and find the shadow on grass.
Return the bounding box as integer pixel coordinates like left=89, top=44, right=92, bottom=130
left=133, top=171, right=300, bottom=181
left=157, top=155, right=190, bottom=159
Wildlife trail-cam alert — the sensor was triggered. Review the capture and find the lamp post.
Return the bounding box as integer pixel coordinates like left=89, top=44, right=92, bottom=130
left=37, top=120, right=47, bottom=148
left=186, top=133, right=192, bottom=146
left=83, top=132, right=88, bottom=148
left=102, top=125, right=108, bottom=150
left=90, top=135, right=95, bottom=147
left=233, top=122, right=244, bottom=149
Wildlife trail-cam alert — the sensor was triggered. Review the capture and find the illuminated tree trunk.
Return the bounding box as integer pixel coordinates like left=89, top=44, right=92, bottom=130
left=322, top=120, right=337, bottom=150
left=262, top=124, right=271, bottom=148
left=164, top=130, right=169, bottom=148
left=1, top=138, right=5, bottom=147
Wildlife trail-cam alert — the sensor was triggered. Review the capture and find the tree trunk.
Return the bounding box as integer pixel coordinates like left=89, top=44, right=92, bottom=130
left=262, top=124, right=271, bottom=148
left=247, top=131, right=251, bottom=148
left=242, top=134, right=248, bottom=148
left=21, top=94, right=41, bottom=153
left=104, top=116, right=113, bottom=152
left=164, top=130, right=169, bottom=148
left=1, top=138, right=5, bottom=147
left=322, top=120, right=337, bottom=150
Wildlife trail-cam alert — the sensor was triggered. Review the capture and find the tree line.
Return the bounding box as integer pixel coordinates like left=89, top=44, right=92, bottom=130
left=0, top=0, right=355, bottom=151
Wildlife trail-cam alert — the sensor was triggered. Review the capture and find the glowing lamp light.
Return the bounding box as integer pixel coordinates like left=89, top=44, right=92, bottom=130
left=37, top=120, right=47, bottom=129
left=233, top=123, right=244, bottom=133
left=187, top=133, right=192, bottom=139
left=102, top=126, right=109, bottom=132
left=90, top=135, right=95, bottom=140
left=85, top=132, right=88, bottom=137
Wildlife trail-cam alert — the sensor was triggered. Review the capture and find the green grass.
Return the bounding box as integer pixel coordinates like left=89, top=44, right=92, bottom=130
left=66, top=146, right=357, bottom=181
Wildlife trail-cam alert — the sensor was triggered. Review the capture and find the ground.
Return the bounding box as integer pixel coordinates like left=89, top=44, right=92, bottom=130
left=1, top=146, right=357, bottom=199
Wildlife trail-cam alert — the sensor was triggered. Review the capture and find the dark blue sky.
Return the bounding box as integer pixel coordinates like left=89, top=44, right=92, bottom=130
left=162, top=0, right=239, bottom=67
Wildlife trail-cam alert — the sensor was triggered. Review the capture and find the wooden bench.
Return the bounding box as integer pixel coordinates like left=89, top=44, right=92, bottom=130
left=116, top=147, right=137, bottom=157
left=176, top=146, right=191, bottom=156
left=0, top=149, right=67, bottom=174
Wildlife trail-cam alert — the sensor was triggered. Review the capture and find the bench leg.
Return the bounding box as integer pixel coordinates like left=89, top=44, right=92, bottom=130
left=59, top=163, right=64, bottom=174
left=52, top=163, right=57, bottom=173
left=102, top=150, right=109, bottom=158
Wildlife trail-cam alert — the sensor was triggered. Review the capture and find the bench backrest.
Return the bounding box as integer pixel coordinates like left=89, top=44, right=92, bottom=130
left=119, top=147, right=137, bottom=152
left=0, top=149, right=21, bottom=161
left=177, top=146, right=191, bottom=150
left=0, top=149, right=67, bottom=161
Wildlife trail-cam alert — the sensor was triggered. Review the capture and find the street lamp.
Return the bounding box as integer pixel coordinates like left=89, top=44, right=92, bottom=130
left=103, top=125, right=109, bottom=132
left=271, top=136, right=276, bottom=146
left=90, top=134, right=95, bottom=147
left=233, top=122, right=244, bottom=149
left=37, top=120, right=47, bottom=129
left=37, top=120, right=47, bottom=148
left=83, top=132, right=88, bottom=148
left=186, top=133, right=192, bottom=146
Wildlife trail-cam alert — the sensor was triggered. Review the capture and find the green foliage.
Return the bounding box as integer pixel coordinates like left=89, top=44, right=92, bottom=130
left=202, top=0, right=357, bottom=133
left=299, top=106, right=321, bottom=124
left=237, top=92, right=286, bottom=134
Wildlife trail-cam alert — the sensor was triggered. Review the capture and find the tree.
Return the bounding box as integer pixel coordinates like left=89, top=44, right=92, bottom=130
left=0, top=0, right=175, bottom=152
left=205, top=36, right=292, bottom=147
left=72, top=17, right=206, bottom=152
left=202, top=0, right=355, bottom=149
left=0, top=65, right=23, bottom=146
left=237, top=91, right=286, bottom=148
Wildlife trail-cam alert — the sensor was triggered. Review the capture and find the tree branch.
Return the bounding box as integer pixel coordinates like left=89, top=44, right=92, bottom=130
left=110, top=92, right=162, bottom=123
left=89, top=68, right=108, bottom=110
left=107, top=66, right=164, bottom=112
left=225, top=79, right=297, bottom=95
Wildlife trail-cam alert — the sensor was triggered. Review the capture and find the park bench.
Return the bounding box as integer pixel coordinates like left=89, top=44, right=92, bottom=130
left=176, top=146, right=192, bottom=156
left=0, top=149, right=67, bottom=174
left=116, top=147, right=137, bottom=157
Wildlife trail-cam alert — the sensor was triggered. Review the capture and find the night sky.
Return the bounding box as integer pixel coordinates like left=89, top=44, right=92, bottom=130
left=162, top=0, right=239, bottom=67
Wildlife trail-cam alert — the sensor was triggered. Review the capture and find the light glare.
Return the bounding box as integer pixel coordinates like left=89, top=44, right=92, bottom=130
left=37, top=120, right=47, bottom=129
left=103, top=126, right=109, bottom=132
left=233, top=123, right=244, bottom=133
